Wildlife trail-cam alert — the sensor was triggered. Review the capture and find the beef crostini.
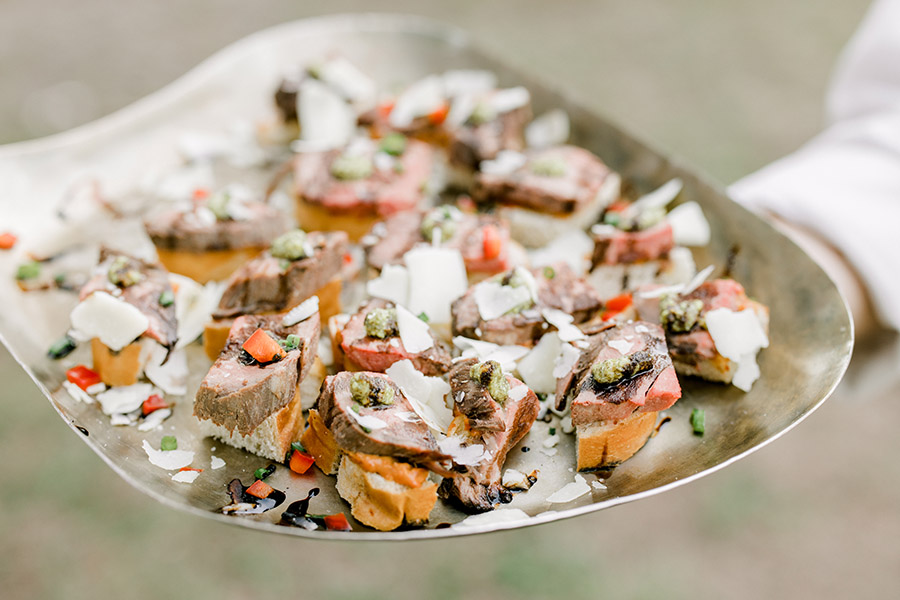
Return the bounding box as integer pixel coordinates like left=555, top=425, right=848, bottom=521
left=330, top=298, right=452, bottom=376
left=203, top=228, right=347, bottom=359
left=292, top=136, right=440, bottom=241
left=555, top=321, right=682, bottom=471
left=308, top=371, right=449, bottom=531
left=451, top=264, right=602, bottom=346
left=70, top=248, right=177, bottom=387
left=439, top=358, right=539, bottom=513
left=144, top=185, right=288, bottom=283
left=472, top=145, right=621, bottom=247
left=194, top=310, right=321, bottom=461
left=363, top=205, right=527, bottom=281
left=639, top=278, right=769, bottom=391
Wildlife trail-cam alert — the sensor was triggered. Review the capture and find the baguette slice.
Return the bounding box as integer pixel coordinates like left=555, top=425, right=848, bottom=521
left=300, top=408, right=342, bottom=475
left=575, top=410, right=658, bottom=471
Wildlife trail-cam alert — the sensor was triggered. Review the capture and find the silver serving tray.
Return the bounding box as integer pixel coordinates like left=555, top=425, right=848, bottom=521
left=0, top=14, right=853, bottom=539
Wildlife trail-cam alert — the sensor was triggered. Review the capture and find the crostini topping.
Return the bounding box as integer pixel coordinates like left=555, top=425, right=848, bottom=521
left=530, top=155, right=567, bottom=177
left=364, top=307, right=399, bottom=339
left=421, top=205, right=461, bottom=243
left=379, top=132, right=407, bottom=156
left=241, top=328, right=284, bottom=364
left=330, top=153, right=374, bottom=181
left=660, top=295, right=705, bottom=333
left=349, top=374, right=395, bottom=407
left=15, top=262, right=40, bottom=281
left=270, top=229, right=309, bottom=261
left=591, top=350, right=653, bottom=386
left=107, top=255, right=144, bottom=287
left=470, top=360, right=510, bottom=404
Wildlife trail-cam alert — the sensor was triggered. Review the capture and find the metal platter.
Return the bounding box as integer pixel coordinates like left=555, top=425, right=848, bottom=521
left=0, top=14, right=853, bottom=539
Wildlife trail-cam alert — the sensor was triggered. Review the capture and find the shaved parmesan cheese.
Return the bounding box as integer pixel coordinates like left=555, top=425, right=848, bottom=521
left=516, top=332, right=562, bottom=394
left=171, top=275, right=223, bottom=349
left=632, top=178, right=683, bottom=212
left=502, top=469, right=530, bottom=489
left=442, top=69, right=497, bottom=97
left=366, top=264, right=409, bottom=307
left=553, top=343, right=582, bottom=380
left=63, top=381, right=94, bottom=405
left=591, top=479, right=608, bottom=491
left=681, top=264, right=715, bottom=296
left=404, top=246, right=468, bottom=324
left=540, top=447, right=558, bottom=457
left=349, top=412, right=388, bottom=431
left=705, top=308, right=769, bottom=362
left=452, top=508, right=530, bottom=529
left=490, top=86, right=530, bottom=113
left=138, top=408, right=171, bottom=432
left=96, top=384, right=153, bottom=416
left=508, top=383, right=529, bottom=403
left=317, top=57, right=376, bottom=109
left=526, top=109, right=570, bottom=149
left=210, top=456, right=226, bottom=470
left=474, top=281, right=532, bottom=321
left=453, top=337, right=529, bottom=372
left=282, top=296, right=319, bottom=326
left=667, top=201, right=711, bottom=247
left=396, top=305, right=434, bottom=353
left=172, top=470, right=201, bottom=484
left=732, top=354, right=761, bottom=392
left=543, top=434, right=560, bottom=448
left=142, top=439, right=194, bottom=471
left=546, top=474, right=591, bottom=503
left=480, top=150, right=527, bottom=176
left=71, top=291, right=149, bottom=351
left=144, top=346, right=188, bottom=396
left=386, top=360, right=451, bottom=433
left=541, top=308, right=585, bottom=342
left=528, top=229, right=593, bottom=274
left=298, top=78, right=355, bottom=148
left=438, top=436, right=490, bottom=466
left=389, top=75, right=444, bottom=128
left=658, top=246, right=697, bottom=286
left=608, top=339, right=634, bottom=355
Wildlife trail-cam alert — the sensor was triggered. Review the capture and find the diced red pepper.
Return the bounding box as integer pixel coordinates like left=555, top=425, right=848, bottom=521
left=606, top=200, right=630, bottom=214
left=66, top=365, right=102, bottom=391
left=179, top=467, right=203, bottom=472
left=246, top=479, right=274, bottom=499
left=0, top=232, right=17, bottom=250
left=427, top=103, right=449, bottom=126
left=242, top=329, right=283, bottom=364
left=192, top=188, right=209, bottom=201
left=289, top=450, right=315, bottom=475
left=605, top=293, right=633, bottom=313
left=322, top=513, right=352, bottom=531
left=481, top=224, right=503, bottom=260
left=342, top=252, right=353, bottom=265
left=377, top=100, right=395, bottom=121
left=141, top=394, right=170, bottom=416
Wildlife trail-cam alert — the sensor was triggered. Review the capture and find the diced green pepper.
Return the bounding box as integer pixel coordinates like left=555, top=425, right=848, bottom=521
left=690, top=409, right=705, bottom=435
left=160, top=436, right=177, bottom=451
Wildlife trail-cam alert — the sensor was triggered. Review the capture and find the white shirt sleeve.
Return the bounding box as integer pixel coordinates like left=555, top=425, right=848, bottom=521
left=729, top=0, right=900, bottom=331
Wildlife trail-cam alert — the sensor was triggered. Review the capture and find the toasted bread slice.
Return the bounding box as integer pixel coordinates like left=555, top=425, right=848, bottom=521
left=155, top=247, right=263, bottom=284
left=90, top=338, right=143, bottom=387
left=300, top=408, right=342, bottom=475
left=295, top=199, right=382, bottom=243
left=576, top=410, right=658, bottom=471
left=335, top=454, right=437, bottom=531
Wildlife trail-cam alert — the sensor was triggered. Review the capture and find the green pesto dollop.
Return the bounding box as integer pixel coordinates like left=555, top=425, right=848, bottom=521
left=591, top=350, right=653, bottom=385
left=349, top=374, right=395, bottom=407
left=470, top=360, right=510, bottom=404
left=660, top=295, right=705, bottom=333
left=497, top=268, right=536, bottom=314
left=379, top=133, right=407, bottom=157
left=364, top=307, right=398, bottom=339
left=270, top=230, right=308, bottom=261
left=467, top=101, right=498, bottom=126
left=206, top=190, right=232, bottom=221
left=420, top=205, right=461, bottom=243
left=15, top=261, right=41, bottom=281
left=529, top=155, right=567, bottom=177
left=107, top=255, right=144, bottom=287
left=331, top=154, right=374, bottom=181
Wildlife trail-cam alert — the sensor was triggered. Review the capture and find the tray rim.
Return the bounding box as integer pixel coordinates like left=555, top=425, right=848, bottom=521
left=0, top=12, right=855, bottom=540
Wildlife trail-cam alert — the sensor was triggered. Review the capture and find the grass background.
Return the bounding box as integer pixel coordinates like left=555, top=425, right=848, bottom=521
left=3, top=1, right=899, bottom=598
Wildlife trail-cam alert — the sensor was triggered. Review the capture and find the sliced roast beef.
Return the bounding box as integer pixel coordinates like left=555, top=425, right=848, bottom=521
left=194, top=312, right=320, bottom=435
left=557, top=321, right=681, bottom=424
left=451, top=264, right=602, bottom=346
left=590, top=222, right=674, bottom=267
left=145, top=202, right=287, bottom=252
left=337, top=299, right=452, bottom=376
left=214, top=230, right=347, bottom=318
left=439, top=358, right=539, bottom=513
left=79, top=248, right=177, bottom=350
left=446, top=101, right=531, bottom=169
left=293, top=139, right=435, bottom=218
left=472, top=145, right=616, bottom=215
left=315, top=371, right=445, bottom=464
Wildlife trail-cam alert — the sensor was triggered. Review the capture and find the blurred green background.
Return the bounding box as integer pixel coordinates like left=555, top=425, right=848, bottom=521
left=3, top=1, right=899, bottom=599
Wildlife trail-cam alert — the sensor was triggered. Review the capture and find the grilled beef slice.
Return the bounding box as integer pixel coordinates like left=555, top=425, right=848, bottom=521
left=145, top=203, right=287, bottom=252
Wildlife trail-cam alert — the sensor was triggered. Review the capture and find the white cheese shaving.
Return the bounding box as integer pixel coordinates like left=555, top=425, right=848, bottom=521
left=525, top=109, right=570, bottom=149
left=480, top=150, right=527, bottom=176
left=546, top=474, right=591, bottom=504
left=282, top=296, right=319, bottom=326
left=366, top=264, right=409, bottom=307
left=608, top=339, right=634, bottom=355
left=591, top=479, right=608, bottom=491
left=442, top=69, right=497, bottom=97
left=631, top=178, right=683, bottom=213
left=171, top=275, right=223, bottom=350
left=137, top=408, right=172, bottom=432
left=110, top=413, right=135, bottom=426
left=142, top=439, right=195, bottom=471
left=732, top=354, right=762, bottom=392
left=404, top=246, right=468, bottom=324
left=667, top=201, right=711, bottom=247
left=541, top=308, right=585, bottom=342
left=540, top=447, right=559, bottom=457
left=543, top=434, right=560, bottom=448
left=681, top=264, right=715, bottom=296
left=553, top=342, right=582, bottom=380
left=144, top=346, right=188, bottom=396
left=507, top=383, right=529, bottom=403
left=85, top=383, right=107, bottom=395
left=438, top=436, right=490, bottom=466
left=62, top=381, right=94, bottom=404
left=298, top=78, right=355, bottom=149
left=657, top=246, right=697, bottom=286
left=516, top=332, right=562, bottom=394
left=452, top=508, right=531, bottom=530
left=317, top=57, right=377, bottom=109
left=389, top=75, right=445, bottom=128
left=210, top=456, right=226, bottom=470
left=452, top=337, right=529, bottom=372
left=474, top=281, right=532, bottom=321
left=502, top=469, right=531, bottom=489
left=528, top=229, right=593, bottom=275
left=385, top=360, right=451, bottom=433
left=171, top=470, right=201, bottom=484
left=70, top=291, right=149, bottom=352
left=349, top=412, right=388, bottom=431
left=396, top=305, right=434, bottom=354
left=96, top=383, right=153, bottom=416
left=705, top=308, right=769, bottom=362
left=560, top=415, right=574, bottom=434
left=490, top=86, right=530, bottom=113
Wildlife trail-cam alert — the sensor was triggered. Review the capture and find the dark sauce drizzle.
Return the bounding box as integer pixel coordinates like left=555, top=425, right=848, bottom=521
left=279, top=488, right=323, bottom=530
left=221, top=478, right=286, bottom=515
left=75, top=425, right=89, bottom=436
